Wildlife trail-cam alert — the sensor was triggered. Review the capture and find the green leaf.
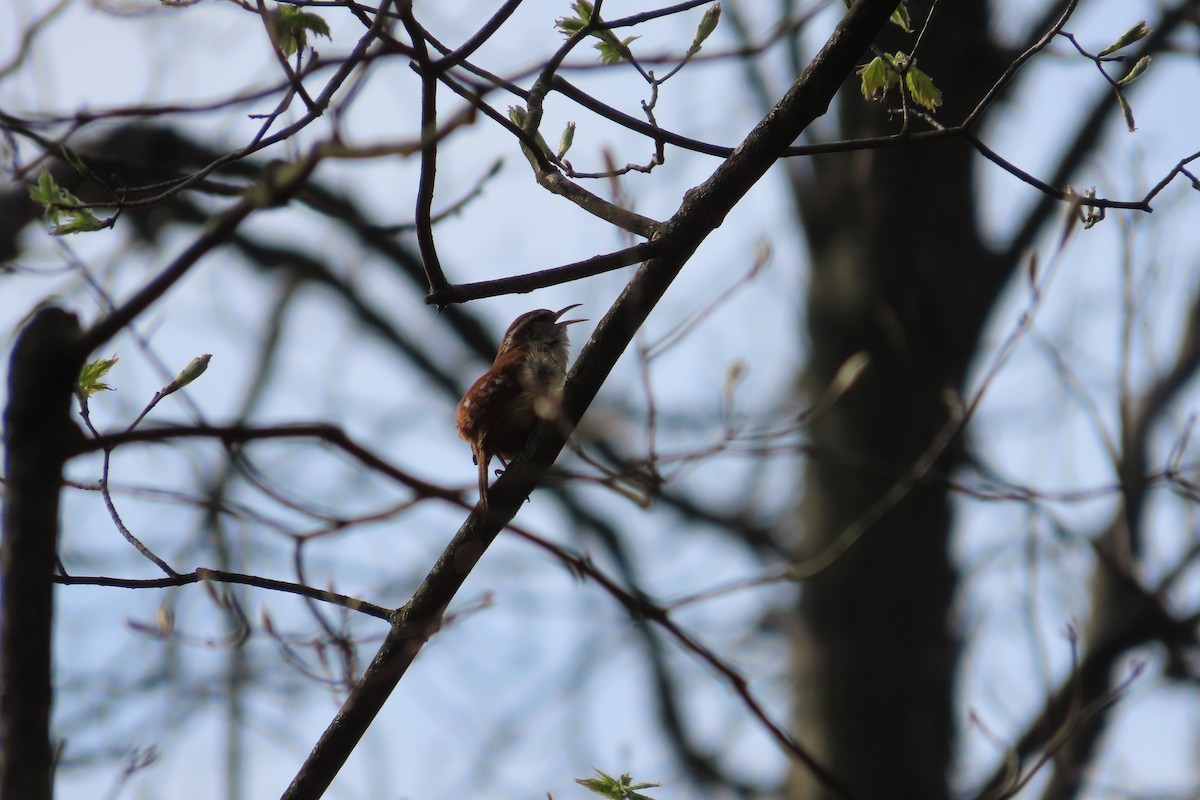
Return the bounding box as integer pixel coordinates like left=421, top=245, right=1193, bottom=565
left=554, top=14, right=586, bottom=36
left=77, top=355, right=119, bottom=400
left=555, top=0, right=594, bottom=36
left=905, top=65, right=943, bottom=111
left=271, top=5, right=331, bottom=56
left=858, top=51, right=942, bottom=111
left=28, top=171, right=107, bottom=235
left=857, top=55, right=898, bottom=101
left=594, top=34, right=638, bottom=65
left=54, top=212, right=108, bottom=235
left=556, top=0, right=640, bottom=64
left=572, top=0, right=594, bottom=22
left=1118, top=54, right=1150, bottom=86
left=29, top=171, right=60, bottom=209
left=890, top=2, right=912, bottom=32
left=575, top=769, right=661, bottom=800
left=299, top=10, right=330, bottom=39
left=1098, top=20, right=1150, bottom=58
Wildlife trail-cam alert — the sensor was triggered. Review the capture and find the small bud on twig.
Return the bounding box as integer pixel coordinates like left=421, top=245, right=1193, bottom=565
left=161, top=353, right=212, bottom=398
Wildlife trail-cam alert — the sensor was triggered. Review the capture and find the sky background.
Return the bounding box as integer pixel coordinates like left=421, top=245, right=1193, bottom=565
left=3, top=0, right=1200, bottom=798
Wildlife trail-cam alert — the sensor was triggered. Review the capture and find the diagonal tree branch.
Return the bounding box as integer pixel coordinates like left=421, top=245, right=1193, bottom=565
left=279, top=3, right=902, bottom=799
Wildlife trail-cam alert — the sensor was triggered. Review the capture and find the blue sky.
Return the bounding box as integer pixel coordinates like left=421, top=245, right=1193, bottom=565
left=3, top=1, right=1200, bottom=798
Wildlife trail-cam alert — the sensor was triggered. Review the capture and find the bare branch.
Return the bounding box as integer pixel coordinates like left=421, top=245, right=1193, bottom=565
left=74, top=423, right=462, bottom=504
left=54, top=569, right=392, bottom=621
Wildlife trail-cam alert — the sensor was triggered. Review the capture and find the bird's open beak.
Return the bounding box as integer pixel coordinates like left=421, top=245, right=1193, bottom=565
left=554, top=303, right=586, bottom=326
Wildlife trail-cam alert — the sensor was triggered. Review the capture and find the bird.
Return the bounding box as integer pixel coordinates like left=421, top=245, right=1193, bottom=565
left=456, top=305, right=584, bottom=509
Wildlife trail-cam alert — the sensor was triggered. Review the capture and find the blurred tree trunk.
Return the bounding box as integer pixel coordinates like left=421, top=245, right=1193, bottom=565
left=784, top=4, right=1007, bottom=798
left=2, top=308, right=83, bottom=800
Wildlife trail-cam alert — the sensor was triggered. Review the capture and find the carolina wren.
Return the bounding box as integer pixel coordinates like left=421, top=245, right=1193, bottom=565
left=456, top=305, right=584, bottom=508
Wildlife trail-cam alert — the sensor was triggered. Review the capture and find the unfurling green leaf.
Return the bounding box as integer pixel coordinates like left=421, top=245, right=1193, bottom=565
left=594, top=35, right=638, bottom=65
left=53, top=211, right=108, bottom=235
left=554, top=13, right=586, bottom=37
left=890, top=2, right=912, bottom=32
left=555, top=0, right=593, bottom=37
left=1098, top=20, right=1150, bottom=58
left=29, top=171, right=107, bottom=235
left=556, top=0, right=639, bottom=64
left=905, top=65, right=943, bottom=111
left=576, top=768, right=662, bottom=800
left=270, top=5, right=331, bottom=56
left=557, top=121, right=576, bottom=159
left=858, top=51, right=942, bottom=112
left=1118, top=55, right=1151, bottom=86
left=571, top=0, right=594, bottom=22
left=692, top=3, right=721, bottom=51
left=857, top=56, right=898, bottom=101
left=77, top=355, right=119, bottom=400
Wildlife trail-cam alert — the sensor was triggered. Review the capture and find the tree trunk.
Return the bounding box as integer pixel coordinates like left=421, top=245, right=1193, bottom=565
left=786, top=4, right=1007, bottom=797
left=1, top=308, right=82, bottom=800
